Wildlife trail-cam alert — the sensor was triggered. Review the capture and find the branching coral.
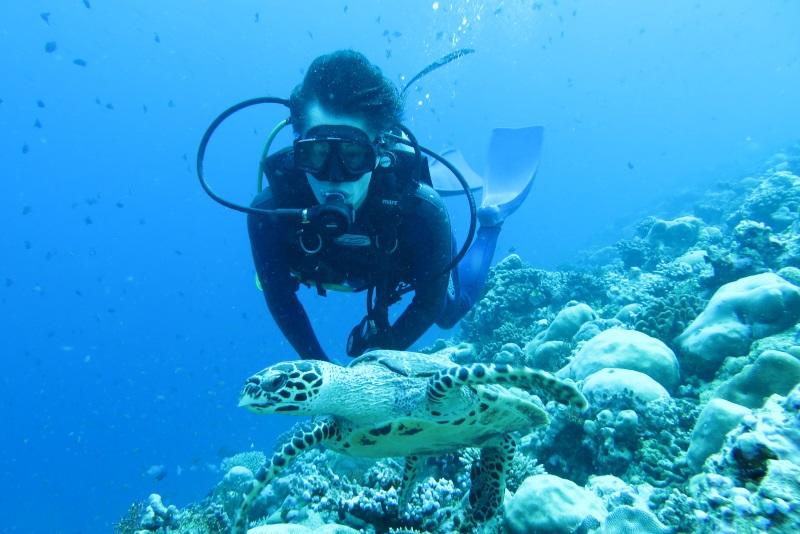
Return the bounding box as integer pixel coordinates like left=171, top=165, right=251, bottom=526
left=460, top=255, right=606, bottom=359
left=634, top=291, right=705, bottom=348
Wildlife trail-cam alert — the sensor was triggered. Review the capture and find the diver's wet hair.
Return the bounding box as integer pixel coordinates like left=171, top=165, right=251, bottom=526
left=289, top=50, right=403, bottom=135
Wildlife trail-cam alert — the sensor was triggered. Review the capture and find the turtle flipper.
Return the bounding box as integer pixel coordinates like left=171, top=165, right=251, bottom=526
left=232, top=418, right=341, bottom=534
left=426, top=363, right=588, bottom=411
left=463, top=433, right=517, bottom=531
left=399, top=454, right=423, bottom=513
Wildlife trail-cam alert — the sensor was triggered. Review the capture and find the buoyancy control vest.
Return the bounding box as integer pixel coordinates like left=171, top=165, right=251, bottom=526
left=262, top=146, right=436, bottom=298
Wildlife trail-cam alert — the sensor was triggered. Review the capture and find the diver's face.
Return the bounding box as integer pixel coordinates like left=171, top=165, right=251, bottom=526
left=302, top=102, right=377, bottom=210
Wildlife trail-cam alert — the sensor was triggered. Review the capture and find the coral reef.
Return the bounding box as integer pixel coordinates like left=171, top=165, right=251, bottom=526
left=119, top=147, right=800, bottom=533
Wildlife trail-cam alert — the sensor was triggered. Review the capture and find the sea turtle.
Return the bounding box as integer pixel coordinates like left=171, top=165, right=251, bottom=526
left=232, top=350, right=587, bottom=533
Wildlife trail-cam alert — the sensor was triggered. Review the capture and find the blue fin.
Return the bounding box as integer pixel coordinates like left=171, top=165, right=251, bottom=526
left=480, top=126, right=543, bottom=223
left=429, top=148, right=483, bottom=197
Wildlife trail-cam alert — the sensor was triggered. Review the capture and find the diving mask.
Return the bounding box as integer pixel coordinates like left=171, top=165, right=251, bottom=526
left=294, top=125, right=378, bottom=181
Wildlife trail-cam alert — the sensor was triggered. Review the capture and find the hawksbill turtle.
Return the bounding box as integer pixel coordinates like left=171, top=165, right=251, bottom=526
left=232, top=350, right=587, bottom=533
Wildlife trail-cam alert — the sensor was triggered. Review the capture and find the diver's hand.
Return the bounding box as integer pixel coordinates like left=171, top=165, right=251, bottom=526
left=346, top=316, right=387, bottom=357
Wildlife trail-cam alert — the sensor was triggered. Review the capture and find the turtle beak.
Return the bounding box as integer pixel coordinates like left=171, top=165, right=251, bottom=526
left=238, top=393, right=275, bottom=412
left=238, top=375, right=268, bottom=408
left=238, top=370, right=290, bottom=412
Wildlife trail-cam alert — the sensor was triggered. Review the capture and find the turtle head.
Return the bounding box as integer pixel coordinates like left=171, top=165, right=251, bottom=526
left=238, top=360, right=329, bottom=415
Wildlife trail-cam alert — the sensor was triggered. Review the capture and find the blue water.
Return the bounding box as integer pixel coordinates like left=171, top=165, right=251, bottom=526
left=1, top=1, right=798, bottom=532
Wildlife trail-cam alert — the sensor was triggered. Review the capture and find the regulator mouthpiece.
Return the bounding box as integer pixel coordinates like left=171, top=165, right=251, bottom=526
left=307, top=193, right=353, bottom=238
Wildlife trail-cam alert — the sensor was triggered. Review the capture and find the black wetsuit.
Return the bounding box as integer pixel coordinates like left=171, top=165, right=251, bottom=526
left=248, top=148, right=452, bottom=360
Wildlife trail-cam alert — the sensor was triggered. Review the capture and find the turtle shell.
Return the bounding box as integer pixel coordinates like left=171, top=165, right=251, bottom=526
left=347, top=349, right=458, bottom=378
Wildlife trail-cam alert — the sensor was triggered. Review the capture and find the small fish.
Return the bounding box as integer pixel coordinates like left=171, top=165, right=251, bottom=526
left=83, top=0, right=91, bottom=8
left=84, top=216, right=93, bottom=225
left=392, top=31, right=402, bottom=38
left=22, top=206, right=32, bottom=215
left=73, top=58, right=87, bottom=67
left=105, top=103, right=114, bottom=110
left=435, top=31, right=444, bottom=40
left=40, top=12, right=51, bottom=25
left=254, top=12, right=260, bottom=23
left=627, top=161, right=635, bottom=170
left=95, top=97, right=102, bottom=105
left=115, top=202, right=124, bottom=208
left=307, top=30, right=313, bottom=40
left=37, top=99, right=45, bottom=108
left=22, top=143, right=29, bottom=154
left=4, top=278, right=12, bottom=288
left=45, top=41, right=57, bottom=53
left=154, top=33, right=160, bottom=43
left=167, top=99, right=175, bottom=108
left=24, top=240, right=32, bottom=250
left=34, top=119, right=42, bottom=128
left=343, top=5, right=348, bottom=13
left=375, top=16, right=381, bottom=23
left=385, top=49, right=392, bottom=59
left=146, top=464, right=168, bottom=482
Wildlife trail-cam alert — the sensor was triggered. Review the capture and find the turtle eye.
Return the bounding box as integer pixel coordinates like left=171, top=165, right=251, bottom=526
left=261, top=373, right=288, bottom=392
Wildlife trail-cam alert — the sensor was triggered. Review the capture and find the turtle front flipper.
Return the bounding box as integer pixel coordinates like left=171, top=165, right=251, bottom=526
left=426, top=363, right=587, bottom=410
left=232, top=418, right=341, bottom=534
left=464, top=433, right=517, bottom=531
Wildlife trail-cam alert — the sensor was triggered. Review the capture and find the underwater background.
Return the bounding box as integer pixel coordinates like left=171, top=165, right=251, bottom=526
left=2, top=1, right=800, bottom=533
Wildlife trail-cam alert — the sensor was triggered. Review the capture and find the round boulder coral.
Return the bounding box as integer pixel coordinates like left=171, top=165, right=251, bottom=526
left=582, top=368, right=670, bottom=410
left=562, top=328, right=681, bottom=390
left=676, top=273, right=800, bottom=377
left=686, top=398, right=751, bottom=473
left=504, top=474, right=606, bottom=534
left=544, top=302, right=597, bottom=342
left=645, top=216, right=703, bottom=252
left=713, top=349, right=800, bottom=409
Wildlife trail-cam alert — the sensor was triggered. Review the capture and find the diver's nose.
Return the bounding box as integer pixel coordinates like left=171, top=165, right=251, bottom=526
left=324, top=156, right=348, bottom=182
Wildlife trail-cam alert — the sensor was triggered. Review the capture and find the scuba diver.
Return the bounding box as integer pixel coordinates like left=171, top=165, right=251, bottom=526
left=197, top=49, right=542, bottom=361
